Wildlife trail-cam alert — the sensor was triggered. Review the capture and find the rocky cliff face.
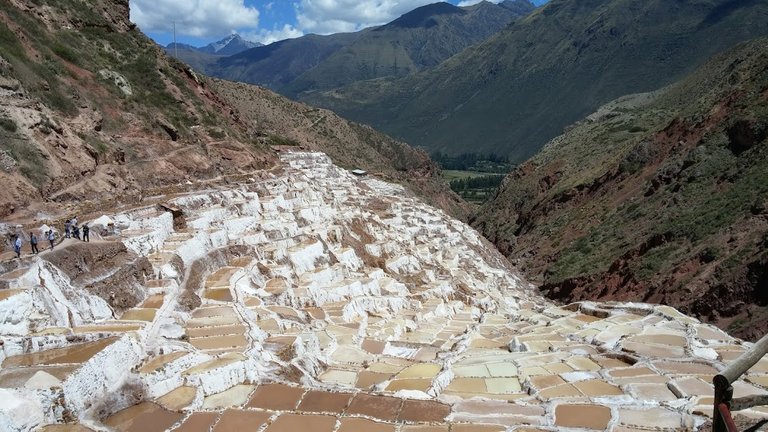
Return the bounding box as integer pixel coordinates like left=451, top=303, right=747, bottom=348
left=474, top=38, right=768, bottom=340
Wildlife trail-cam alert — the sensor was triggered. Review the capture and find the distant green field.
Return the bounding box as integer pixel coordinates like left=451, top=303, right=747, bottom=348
left=442, top=170, right=500, bottom=181
left=443, top=170, right=505, bottom=204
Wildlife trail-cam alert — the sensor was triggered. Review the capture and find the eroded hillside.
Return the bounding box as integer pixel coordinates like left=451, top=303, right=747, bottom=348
left=474, top=38, right=768, bottom=340
left=0, top=0, right=277, bottom=219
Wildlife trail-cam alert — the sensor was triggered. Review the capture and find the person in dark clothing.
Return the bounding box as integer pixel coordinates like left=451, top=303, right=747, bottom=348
left=64, top=219, right=71, bottom=239
left=82, top=224, right=89, bottom=242
left=72, top=224, right=80, bottom=240
left=47, top=230, right=55, bottom=249
left=29, top=232, right=38, bottom=254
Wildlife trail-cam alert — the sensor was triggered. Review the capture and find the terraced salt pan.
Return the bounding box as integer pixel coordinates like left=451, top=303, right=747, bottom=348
left=2, top=338, right=118, bottom=367
left=3, top=152, right=768, bottom=432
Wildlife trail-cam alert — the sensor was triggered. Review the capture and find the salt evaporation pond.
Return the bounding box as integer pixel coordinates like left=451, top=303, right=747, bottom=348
left=0, top=152, right=767, bottom=431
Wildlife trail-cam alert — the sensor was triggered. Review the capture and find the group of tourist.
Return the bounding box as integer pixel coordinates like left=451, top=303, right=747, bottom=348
left=11, top=217, right=90, bottom=259
left=64, top=218, right=89, bottom=242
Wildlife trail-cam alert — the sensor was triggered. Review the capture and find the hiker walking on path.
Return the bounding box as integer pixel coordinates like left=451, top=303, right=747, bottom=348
left=13, top=235, right=22, bottom=259
left=64, top=219, right=71, bottom=239
left=47, top=230, right=55, bottom=250
left=82, top=224, right=90, bottom=242
left=29, top=232, right=39, bottom=255
left=72, top=224, right=81, bottom=240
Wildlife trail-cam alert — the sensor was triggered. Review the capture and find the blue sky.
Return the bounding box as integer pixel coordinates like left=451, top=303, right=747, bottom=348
left=130, top=0, right=546, bottom=47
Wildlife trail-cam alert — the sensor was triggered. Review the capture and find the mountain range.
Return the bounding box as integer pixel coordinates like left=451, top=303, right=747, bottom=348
left=185, top=1, right=535, bottom=94
left=167, top=33, right=262, bottom=56
left=164, top=34, right=262, bottom=72
left=278, top=1, right=536, bottom=96
left=300, top=0, right=768, bottom=162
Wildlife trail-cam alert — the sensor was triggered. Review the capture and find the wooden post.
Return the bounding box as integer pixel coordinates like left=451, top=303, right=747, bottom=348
left=712, top=333, right=768, bottom=431
left=717, top=333, right=768, bottom=385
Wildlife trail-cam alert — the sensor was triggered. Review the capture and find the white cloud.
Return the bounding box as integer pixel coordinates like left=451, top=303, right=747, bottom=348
left=457, top=0, right=502, bottom=5
left=242, top=24, right=305, bottom=45
left=130, top=0, right=260, bottom=38
left=294, top=0, right=443, bottom=34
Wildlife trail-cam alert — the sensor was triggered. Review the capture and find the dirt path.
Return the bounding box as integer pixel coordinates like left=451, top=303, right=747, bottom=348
left=3, top=236, right=110, bottom=265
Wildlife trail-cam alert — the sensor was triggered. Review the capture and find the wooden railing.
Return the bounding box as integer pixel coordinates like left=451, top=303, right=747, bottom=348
left=713, top=333, right=768, bottom=432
